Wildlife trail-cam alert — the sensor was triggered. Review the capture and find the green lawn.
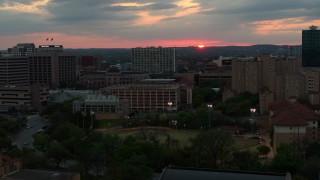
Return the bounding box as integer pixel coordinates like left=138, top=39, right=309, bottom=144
left=101, top=128, right=259, bottom=150
left=94, top=119, right=123, bottom=128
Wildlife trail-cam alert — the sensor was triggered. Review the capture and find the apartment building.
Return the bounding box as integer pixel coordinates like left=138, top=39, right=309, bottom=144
left=28, top=52, right=76, bottom=87
left=132, top=47, right=175, bottom=74
left=102, top=79, right=192, bottom=111
left=80, top=71, right=149, bottom=89
left=231, top=57, right=263, bottom=94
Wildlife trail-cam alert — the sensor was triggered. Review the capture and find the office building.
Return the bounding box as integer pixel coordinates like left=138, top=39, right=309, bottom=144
left=0, top=56, right=29, bottom=86
left=28, top=52, right=76, bottom=87
left=7, top=43, right=35, bottom=56
left=302, top=25, right=320, bottom=67
left=132, top=47, right=175, bottom=74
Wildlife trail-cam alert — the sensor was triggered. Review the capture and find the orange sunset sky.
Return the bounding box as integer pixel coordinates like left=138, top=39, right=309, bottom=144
left=0, top=0, right=319, bottom=49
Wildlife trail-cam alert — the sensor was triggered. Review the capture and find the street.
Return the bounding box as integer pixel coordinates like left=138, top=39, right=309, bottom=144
left=12, top=114, right=46, bottom=149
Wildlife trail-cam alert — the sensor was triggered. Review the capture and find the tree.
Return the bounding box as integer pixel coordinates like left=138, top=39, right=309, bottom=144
left=191, top=130, right=234, bottom=168
left=257, top=145, right=271, bottom=157
left=33, top=134, right=51, bottom=152
left=231, top=150, right=260, bottom=170
left=46, top=144, right=72, bottom=167
left=271, top=143, right=302, bottom=173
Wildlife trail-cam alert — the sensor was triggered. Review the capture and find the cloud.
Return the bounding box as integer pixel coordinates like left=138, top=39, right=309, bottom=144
left=250, top=17, right=320, bottom=35
left=0, top=0, right=49, bottom=14
left=0, top=0, right=319, bottom=49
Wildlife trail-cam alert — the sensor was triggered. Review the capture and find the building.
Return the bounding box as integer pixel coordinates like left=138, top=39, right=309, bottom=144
left=0, top=154, right=22, bottom=177
left=231, top=57, right=263, bottom=94
left=79, top=55, right=102, bottom=72
left=270, top=99, right=318, bottom=151
left=79, top=71, right=149, bottom=89
left=131, top=47, right=175, bottom=74
left=37, top=45, right=64, bottom=52
left=288, top=45, right=302, bottom=57
left=7, top=43, right=35, bottom=56
left=302, top=25, right=320, bottom=67
left=28, top=52, right=76, bottom=87
left=102, top=79, right=192, bottom=111
left=73, top=94, right=128, bottom=120
left=0, top=56, right=29, bottom=87
left=0, top=85, right=49, bottom=112
left=158, top=166, right=291, bottom=180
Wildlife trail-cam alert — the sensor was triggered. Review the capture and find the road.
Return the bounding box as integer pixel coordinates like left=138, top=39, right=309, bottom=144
left=12, top=114, right=46, bottom=149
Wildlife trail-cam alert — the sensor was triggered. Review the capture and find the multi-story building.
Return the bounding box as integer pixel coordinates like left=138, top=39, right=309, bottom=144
left=7, top=43, right=35, bottom=56
left=231, top=57, right=263, bottom=94
left=0, top=56, right=29, bottom=87
left=28, top=52, right=76, bottom=87
left=102, top=79, right=192, bottom=111
left=79, top=55, right=102, bottom=72
left=73, top=94, right=128, bottom=120
left=131, top=47, right=175, bottom=74
left=37, top=45, right=64, bottom=52
left=288, top=45, right=302, bottom=57
left=302, top=25, right=320, bottom=67
left=270, top=99, right=318, bottom=151
left=80, top=71, right=149, bottom=89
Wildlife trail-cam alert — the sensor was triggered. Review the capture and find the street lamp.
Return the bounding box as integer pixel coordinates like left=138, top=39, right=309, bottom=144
left=168, top=101, right=173, bottom=120
left=207, top=104, right=213, bottom=130
left=81, top=111, right=86, bottom=129
left=250, top=108, right=256, bottom=135
left=90, top=111, right=95, bottom=129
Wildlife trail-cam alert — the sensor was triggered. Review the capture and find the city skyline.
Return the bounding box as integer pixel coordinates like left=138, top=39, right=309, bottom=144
left=0, top=0, right=319, bottom=49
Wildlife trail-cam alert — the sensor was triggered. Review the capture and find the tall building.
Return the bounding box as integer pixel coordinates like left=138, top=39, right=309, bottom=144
left=302, top=25, right=320, bottom=67
left=231, top=57, right=263, bottom=94
left=132, top=47, right=175, bottom=74
left=28, top=52, right=76, bottom=87
left=0, top=56, right=29, bottom=86
left=7, top=43, right=35, bottom=56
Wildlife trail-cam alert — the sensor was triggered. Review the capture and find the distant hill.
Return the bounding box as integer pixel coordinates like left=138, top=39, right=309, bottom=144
left=65, top=45, right=289, bottom=62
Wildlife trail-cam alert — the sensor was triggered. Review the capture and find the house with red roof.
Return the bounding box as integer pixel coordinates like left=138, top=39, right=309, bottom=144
left=0, top=154, right=22, bottom=177
left=270, top=98, right=318, bottom=151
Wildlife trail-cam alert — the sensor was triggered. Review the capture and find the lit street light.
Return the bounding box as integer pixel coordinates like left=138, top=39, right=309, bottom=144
left=207, top=104, right=213, bottom=130
left=250, top=108, right=256, bottom=135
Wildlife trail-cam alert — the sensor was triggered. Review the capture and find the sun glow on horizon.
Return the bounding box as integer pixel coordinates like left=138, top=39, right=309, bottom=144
left=198, top=44, right=205, bottom=48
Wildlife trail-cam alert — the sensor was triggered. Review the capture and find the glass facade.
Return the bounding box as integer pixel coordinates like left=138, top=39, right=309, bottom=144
left=302, top=29, right=320, bottom=67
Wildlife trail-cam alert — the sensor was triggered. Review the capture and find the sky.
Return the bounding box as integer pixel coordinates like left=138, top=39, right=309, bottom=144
left=0, top=0, right=319, bottom=49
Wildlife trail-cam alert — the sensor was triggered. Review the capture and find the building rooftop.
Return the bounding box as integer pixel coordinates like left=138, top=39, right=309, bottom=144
left=159, top=166, right=290, bottom=180
left=270, top=100, right=317, bottom=126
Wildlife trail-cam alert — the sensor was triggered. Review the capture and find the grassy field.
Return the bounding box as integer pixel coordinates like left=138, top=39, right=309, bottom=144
left=101, top=128, right=259, bottom=150
left=94, top=119, right=123, bottom=128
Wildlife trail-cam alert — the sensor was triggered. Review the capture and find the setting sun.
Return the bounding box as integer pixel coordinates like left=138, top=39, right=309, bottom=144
left=198, top=44, right=205, bottom=48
